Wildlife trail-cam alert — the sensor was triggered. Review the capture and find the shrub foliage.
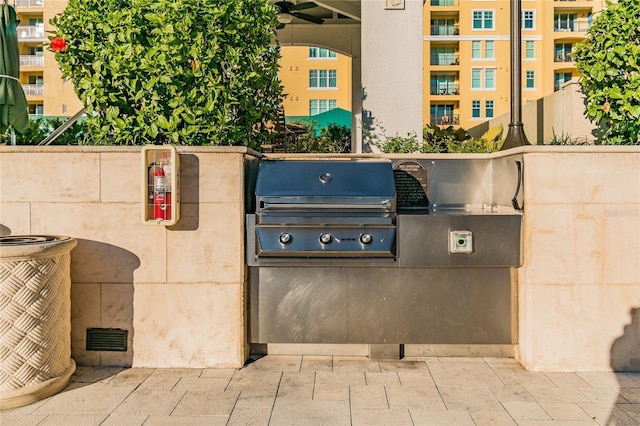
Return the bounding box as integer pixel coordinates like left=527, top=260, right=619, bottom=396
left=50, top=0, right=282, bottom=147
left=573, top=0, right=640, bottom=144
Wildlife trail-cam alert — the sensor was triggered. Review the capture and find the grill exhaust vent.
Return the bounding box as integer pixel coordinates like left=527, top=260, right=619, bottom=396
left=86, top=328, right=128, bottom=351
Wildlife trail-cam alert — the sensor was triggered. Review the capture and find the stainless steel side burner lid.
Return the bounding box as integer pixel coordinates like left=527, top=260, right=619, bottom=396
left=249, top=159, right=397, bottom=260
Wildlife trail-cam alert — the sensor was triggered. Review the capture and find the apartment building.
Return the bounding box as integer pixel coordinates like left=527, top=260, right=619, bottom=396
left=425, top=0, right=605, bottom=129
left=278, top=46, right=352, bottom=118
left=16, top=0, right=603, bottom=129
left=15, top=0, right=82, bottom=117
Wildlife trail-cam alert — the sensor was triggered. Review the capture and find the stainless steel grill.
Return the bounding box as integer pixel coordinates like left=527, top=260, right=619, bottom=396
left=246, top=156, right=524, bottom=352
left=248, top=159, right=397, bottom=262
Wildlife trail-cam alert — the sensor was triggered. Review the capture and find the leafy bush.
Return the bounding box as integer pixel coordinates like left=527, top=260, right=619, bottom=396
left=0, top=117, right=88, bottom=145
left=421, top=124, right=470, bottom=153
left=364, top=120, right=420, bottom=153
left=573, top=0, right=640, bottom=144
left=289, top=123, right=351, bottom=153
left=50, top=0, right=282, bottom=147
left=368, top=121, right=503, bottom=154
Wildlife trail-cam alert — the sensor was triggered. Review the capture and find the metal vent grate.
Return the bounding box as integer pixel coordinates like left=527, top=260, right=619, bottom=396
left=86, top=328, right=128, bottom=352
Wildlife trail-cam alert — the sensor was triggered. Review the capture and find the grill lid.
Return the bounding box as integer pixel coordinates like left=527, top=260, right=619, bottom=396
left=255, top=159, right=396, bottom=202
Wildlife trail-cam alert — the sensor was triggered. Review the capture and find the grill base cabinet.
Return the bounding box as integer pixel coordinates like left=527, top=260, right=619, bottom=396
left=249, top=266, right=516, bottom=345
left=246, top=158, right=522, bottom=352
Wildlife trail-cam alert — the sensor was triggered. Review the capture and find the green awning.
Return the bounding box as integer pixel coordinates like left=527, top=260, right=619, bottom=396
left=287, top=108, right=351, bottom=134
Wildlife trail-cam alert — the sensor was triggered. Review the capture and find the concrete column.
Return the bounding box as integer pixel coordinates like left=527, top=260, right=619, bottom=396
left=360, top=0, right=424, bottom=151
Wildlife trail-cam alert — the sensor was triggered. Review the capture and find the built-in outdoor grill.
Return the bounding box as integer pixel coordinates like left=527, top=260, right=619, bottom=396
left=246, top=156, right=524, bottom=355
left=247, top=159, right=397, bottom=263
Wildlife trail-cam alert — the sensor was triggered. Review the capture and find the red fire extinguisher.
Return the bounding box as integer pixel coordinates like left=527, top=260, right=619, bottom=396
left=153, top=164, right=171, bottom=221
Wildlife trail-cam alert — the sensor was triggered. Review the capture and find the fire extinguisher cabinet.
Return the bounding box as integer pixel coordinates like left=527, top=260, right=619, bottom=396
left=0, top=235, right=77, bottom=409
left=141, top=145, right=180, bottom=226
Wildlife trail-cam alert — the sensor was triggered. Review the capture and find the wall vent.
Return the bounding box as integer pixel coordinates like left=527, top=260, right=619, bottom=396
left=86, top=328, right=128, bottom=352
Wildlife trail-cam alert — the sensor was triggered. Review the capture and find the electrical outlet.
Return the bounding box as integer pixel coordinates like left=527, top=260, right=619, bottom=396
left=449, top=230, right=473, bottom=254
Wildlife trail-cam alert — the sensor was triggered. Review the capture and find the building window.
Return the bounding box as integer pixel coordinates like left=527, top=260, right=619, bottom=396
left=309, top=47, right=336, bottom=58
left=28, top=104, right=44, bottom=115
left=526, top=70, right=535, bottom=89
left=485, top=69, right=495, bottom=89
left=431, top=18, right=457, bottom=36
left=555, top=43, right=573, bottom=62
left=522, top=10, right=535, bottom=30
left=554, top=72, right=573, bottom=91
left=472, top=41, right=481, bottom=59
left=309, top=69, right=337, bottom=88
left=485, top=100, right=494, bottom=118
left=472, top=100, right=481, bottom=118
left=430, top=74, right=458, bottom=95
left=28, top=46, right=44, bottom=56
left=485, top=41, right=494, bottom=59
left=525, top=41, right=535, bottom=59
left=431, top=46, right=457, bottom=65
left=471, top=69, right=481, bottom=89
left=309, top=99, right=337, bottom=115
left=28, top=75, right=44, bottom=85
left=472, top=10, right=494, bottom=30
left=430, top=104, right=455, bottom=125
left=554, top=13, right=577, bottom=31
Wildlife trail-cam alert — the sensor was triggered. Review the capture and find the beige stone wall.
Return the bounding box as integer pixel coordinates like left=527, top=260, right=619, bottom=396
left=518, top=146, right=640, bottom=371
left=2, top=146, right=639, bottom=371
left=0, top=146, right=257, bottom=368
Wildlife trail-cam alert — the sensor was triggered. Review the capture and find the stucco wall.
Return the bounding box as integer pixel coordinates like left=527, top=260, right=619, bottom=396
left=471, top=81, right=597, bottom=144
left=0, top=146, right=256, bottom=368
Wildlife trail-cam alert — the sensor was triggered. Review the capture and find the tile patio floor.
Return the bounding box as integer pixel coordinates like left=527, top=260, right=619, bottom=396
left=2, top=356, right=639, bottom=425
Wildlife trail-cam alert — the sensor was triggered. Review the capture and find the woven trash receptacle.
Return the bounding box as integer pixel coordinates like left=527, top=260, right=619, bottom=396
left=0, top=235, right=77, bottom=409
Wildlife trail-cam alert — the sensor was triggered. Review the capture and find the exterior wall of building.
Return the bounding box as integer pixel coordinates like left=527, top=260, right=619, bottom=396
left=362, top=0, right=424, bottom=141
left=279, top=46, right=352, bottom=117
left=16, top=0, right=83, bottom=117
left=423, top=0, right=603, bottom=131
left=18, top=1, right=606, bottom=135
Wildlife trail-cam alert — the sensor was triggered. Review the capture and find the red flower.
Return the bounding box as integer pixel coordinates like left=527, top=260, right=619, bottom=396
left=50, top=36, right=67, bottom=52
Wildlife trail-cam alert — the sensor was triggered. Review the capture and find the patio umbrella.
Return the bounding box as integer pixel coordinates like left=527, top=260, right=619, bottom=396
left=1, top=3, right=29, bottom=144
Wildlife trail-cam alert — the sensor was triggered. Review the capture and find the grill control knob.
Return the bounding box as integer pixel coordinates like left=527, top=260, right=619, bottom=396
left=279, top=233, right=292, bottom=245
left=360, top=233, right=373, bottom=245
left=319, top=233, right=332, bottom=245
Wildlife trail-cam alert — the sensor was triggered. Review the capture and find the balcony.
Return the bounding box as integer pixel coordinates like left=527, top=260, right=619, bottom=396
left=19, top=55, right=44, bottom=67
left=22, top=84, right=44, bottom=96
left=15, top=0, right=44, bottom=7
left=430, top=114, right=460, bottom=126
left=430, top=53, right=459, bottom=66
left=430, top=83, right=459, bottom=96
left=430, top=0, right=458, bottom=6
left=554, top=51, right=574, bottom=62
left=554, top=20, right=591, bottom=33
left=17, top=26, right=45, bottom=40
left=553, top=0, right=594, bottom=8
left=431, top=25, right=459, bottom=36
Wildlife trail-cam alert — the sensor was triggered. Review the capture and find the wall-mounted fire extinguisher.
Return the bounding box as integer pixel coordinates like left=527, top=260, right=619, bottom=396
left=142, top=145, right=179, bottom=226
left=153, top=163, right=171, bottom=221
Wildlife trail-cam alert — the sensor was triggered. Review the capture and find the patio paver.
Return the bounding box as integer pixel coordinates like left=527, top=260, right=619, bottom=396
left=1, top=355, right=637, bottom=425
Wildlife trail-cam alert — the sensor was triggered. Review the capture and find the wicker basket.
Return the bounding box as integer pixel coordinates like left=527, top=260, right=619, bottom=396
left=0, top=236, right=77, bottom=409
